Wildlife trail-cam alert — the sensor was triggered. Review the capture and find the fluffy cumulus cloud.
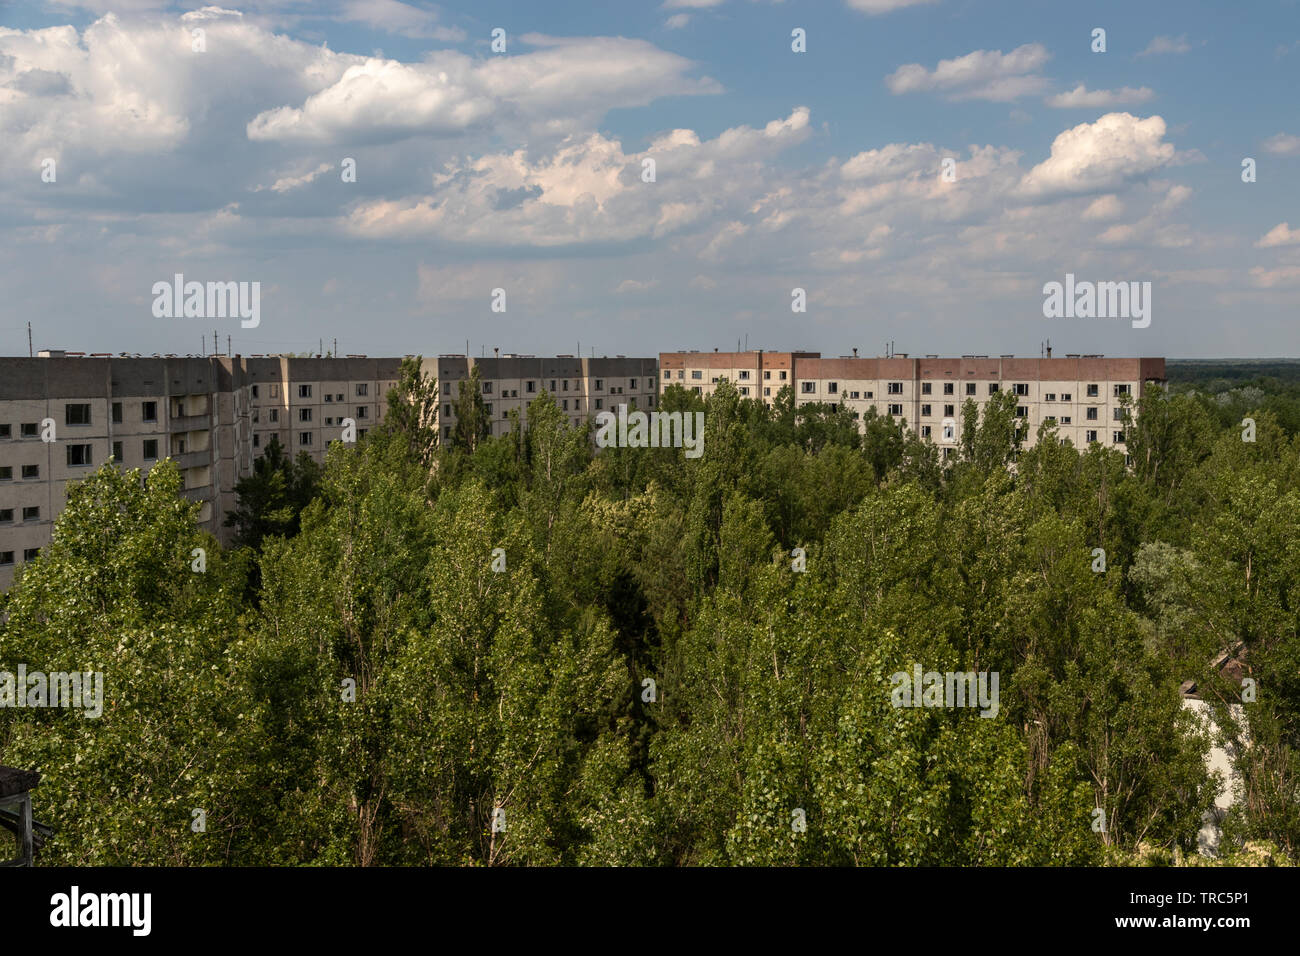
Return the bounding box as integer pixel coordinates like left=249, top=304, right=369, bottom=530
left=1262, top=133, right=1300, bottom=156
left=846, top=0, right=941, bottom=12
left=0, top=8, right=1282, bottom=356
left=1139, top=34, right=1192, bottom=56
left=1018, top=113, right=1176, bottom=199
left=885, top=44, right=1050, bottom=101
left=1256, top=223, right=1300, bottom=248
left=1046, top=84, right=1154, bottom=108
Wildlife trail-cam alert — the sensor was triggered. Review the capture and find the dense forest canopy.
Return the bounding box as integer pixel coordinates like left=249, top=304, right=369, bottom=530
left=2, top=358, right=1297, bottom=866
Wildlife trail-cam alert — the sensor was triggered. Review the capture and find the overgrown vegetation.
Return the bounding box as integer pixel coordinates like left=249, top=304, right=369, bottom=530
left=2, top=359, right=1296, bottom=866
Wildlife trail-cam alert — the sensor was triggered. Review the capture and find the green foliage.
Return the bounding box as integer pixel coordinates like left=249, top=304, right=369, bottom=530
left=3, top=371, right=1295, bottom=866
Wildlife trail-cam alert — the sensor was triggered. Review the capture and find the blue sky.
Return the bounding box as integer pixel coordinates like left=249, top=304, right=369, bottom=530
left=1, top=0, right=1297, bottom=359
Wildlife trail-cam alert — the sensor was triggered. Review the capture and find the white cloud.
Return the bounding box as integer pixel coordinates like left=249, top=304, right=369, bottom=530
left=665, top=14, right=692, bottom=29
left=1046, top=84, right=1154, bottom=108
left=845, top=0, right=940, bottom=12
left=255, top=162, right=334, bottom=193
left=1256, top=223, right=1300, bottom=248
left=248, top=36, right=721, bottom=145
left=885, top=44, right=1050, bottom=101
left=1082, top=194, right=1123, bottom=220
left=337, top=0, right=466, bottom=40
left=1138, top=35, right=1192, bottom=57
left=1250, top=265, right=1300, bottom=288
left=1019, top=113, right=1175, bottom=199
left=615, top=278, right=659, bottom=293
left=1262, top=133, right=1300, bottom=156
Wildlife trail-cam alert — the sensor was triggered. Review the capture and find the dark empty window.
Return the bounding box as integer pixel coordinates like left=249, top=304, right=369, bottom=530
left=67, top=444, right=93, bottom=466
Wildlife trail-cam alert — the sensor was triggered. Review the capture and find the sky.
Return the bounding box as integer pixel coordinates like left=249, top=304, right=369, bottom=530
left=0, top=0, right=1297, bottom=360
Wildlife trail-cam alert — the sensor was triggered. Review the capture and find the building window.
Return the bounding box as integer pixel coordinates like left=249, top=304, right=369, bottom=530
left=988, top=384, right=1000, bottom=395
left=483, top=382, right=493, bottom=394
left=356, top=407, right=368, bottom=419
left=444, top=382, right=452, bottom=396
left=1114, top=384, right=1132, bottom=397
left=325, top=417, right=335, bottom=427
left=780, top=371, right=788, bottom=381
left=444, top=404, right=452, bottom=417
left=270, top=384, right=279, bottom=398
left=801, top=382, right=815, bottom=394
left=111, top=402, right=123, bottom=423
left=1086, top=430, right=1098, bottom=443
left=1113, top=430, right=1126, bottom=444
left=22, top=506, right=39, bottom=522
left=65, top=403, right=91, bottom=425
left=336, top=394, right=343, bottom=402
left=693, top=386, right=702, bottom=395
left=562, top=399, right=569, bottom=411
left=528, top=381, right=537, bottom=392
left=888, top=382, right=903, bottom=394
left=691, top=371, right=702, bottom=380
left=764, top=371, right=772, bottom=380
left=596, top=379, right=604, bottom=390
left=112, top=441, right=123, bottom=461
left=1061, top=417, right=1072, bottom=425
left=944, top=404, right=955, bottom=416
left=764, top=388, right=771, bottom=397
left=299, top=408, right=312, bottom=422
left=359, top=429, right=368, bottom=439
left=1044, top=416, right=1057, bottom=426
left=563, top=380, right=569, bottom=391
left=1112, top=408, right=1125, bottom=421
left=678, top=370, right=685, bottom=380
left=268, top=409, right=279, bottom=423
left=0, top=508, right=11, bottom=522
left=663, top=371, right=671, bottom=380
left=944, top=383, right=954, bottom=395
left=143, top=402, right=158, bottom=422
left=921, top=404, right=932, bottom=416
left=357, top=384, right=368, bottom=396
left=1087, top=384, right=1099, bottom=397
left=827, top=382, right=838, bottom=394
left=595, top=398, right=603, bottom=410
left=888, top=403, right=904, bottom=416
left=299, top=385, right=312, bottom=398
left=0, top=553, right=12, bottom=566
left=739, top=371, right=750, bottom=381
left=740, top=387, right=750, bottom=396
left=300, top=432, right=313, bottom=446
left=630, top=379, right=638, bottom=389
left=486, top=403, right=494, bottom=415
left=965, top=383, right=976, bottom=396
left=921, top=383, right=932, bottom=395
left=21, top=464, right=39, bottom=479
left=1013, top=384, right=1029, bottom=396
left=324, top=394, right=333, bottom=403
left=23, top=548, right=39, bottom=562
left=1016, top=406, right=1029, bottom=418
left=143, top=439, right=158, bottom=460
left=0, top=469, right=9, bottom=482
left=921, top=425, right=932, bottom=438
left=1062, top=392, right=1072, bottom=402
left=67, top=444, right=93, bottom=466
left=1045, top=393, right=1056, bottom=402
left=1086, top=407, right=1098, bottom=421
left=252, top=385, right=260, bottom=398
left=549, top=380, right=557, bottom=391
left=253, top=434, right=260, bottom=449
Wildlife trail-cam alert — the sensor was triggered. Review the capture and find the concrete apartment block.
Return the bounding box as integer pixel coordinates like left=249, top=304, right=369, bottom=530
left=659, top=350, right=1166, bottom=461
left=430, top=354, right=659, bottom=440
left=0, top=351, right=657, bottom=590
